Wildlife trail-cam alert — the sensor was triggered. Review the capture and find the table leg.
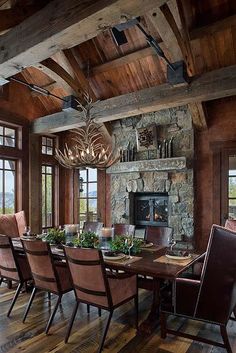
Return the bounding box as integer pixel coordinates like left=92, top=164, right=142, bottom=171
left=138, top=278, right=160, bottom=335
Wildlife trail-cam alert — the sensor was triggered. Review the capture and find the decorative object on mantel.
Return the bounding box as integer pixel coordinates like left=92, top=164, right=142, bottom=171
left=136, top=125, right=157, bottom=151
left=120, top=143, right=136, bottom=162
left=55, top=93, right=119, bottom=169
left=157, top=137, right=173, bottom=159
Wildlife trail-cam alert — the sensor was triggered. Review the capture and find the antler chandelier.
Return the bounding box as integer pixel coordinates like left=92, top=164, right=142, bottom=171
left=55, top=94, right=118, bottom=169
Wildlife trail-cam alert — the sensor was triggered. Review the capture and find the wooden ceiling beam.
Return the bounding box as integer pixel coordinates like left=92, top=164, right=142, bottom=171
left=0, top=0, right=167, bottom=80
left=31, top=64, right=236, bottom=133
left=189, top=14, right=236, bottom=41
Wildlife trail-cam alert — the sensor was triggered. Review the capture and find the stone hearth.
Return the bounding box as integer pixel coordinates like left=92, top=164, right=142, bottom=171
left=108, top=105, right=194, bottom=242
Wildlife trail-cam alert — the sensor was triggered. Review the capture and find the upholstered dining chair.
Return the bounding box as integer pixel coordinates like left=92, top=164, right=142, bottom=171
left=22, top=239, right=73, bottom=334
left=83, top=221, right=103, bottom=235
left=145, top=226, right=172, bottom=246
left=225, top=219, right=236, bottom=231
left=160, top=225, right=236, bottom=353
left=0, top=211, right=27, bottom=238
left=113, top=223, right=135, bottom=236
left=63, top=247, right=138, bottom=352
left=0, top=235, right=32, bottom=316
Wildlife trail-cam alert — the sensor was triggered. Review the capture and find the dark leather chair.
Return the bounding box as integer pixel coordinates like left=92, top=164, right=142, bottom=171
left=83, top=221, right=103, bottom=235
left=145, top=226, right=172, bottom=246
left=160, top=225, right=236, bottom=353
left=22, top=239, right=73, bottom=334
left=113, top=223, right=135, bottom=236
left=0, top=235, right=32, bottom=316
left=64, top=247, right=138, bottom=352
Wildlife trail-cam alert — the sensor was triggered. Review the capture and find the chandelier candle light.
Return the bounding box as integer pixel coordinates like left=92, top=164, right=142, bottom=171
left=55, top=94, right=119, bottom=169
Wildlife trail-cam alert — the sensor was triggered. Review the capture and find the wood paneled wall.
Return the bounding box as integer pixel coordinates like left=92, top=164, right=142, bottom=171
left=195, top=95, right=236, bottom=250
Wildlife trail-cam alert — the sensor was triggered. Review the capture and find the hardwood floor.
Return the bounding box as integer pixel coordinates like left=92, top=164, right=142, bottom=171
left=0, top=283, right=236, bottom=353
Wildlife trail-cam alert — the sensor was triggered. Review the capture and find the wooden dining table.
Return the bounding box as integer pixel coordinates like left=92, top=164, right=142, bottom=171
left=12, top=238, right=204, bottom=336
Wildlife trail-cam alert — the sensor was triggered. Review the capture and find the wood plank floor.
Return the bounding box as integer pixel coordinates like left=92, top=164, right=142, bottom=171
left=0, top=283, right=236, bottom=353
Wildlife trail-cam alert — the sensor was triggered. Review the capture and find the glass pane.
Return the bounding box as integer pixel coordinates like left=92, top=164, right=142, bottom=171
left=46, top=166, right=52, bottom=174
left=88, top=198, right=97, bottom=213
left=0, top=126, right=3, bottom=135
left=42, top=165, right=46, bottom=173
left=229, top=199, right=236, bottom=219
left=42, top=146, right=47, bottom=154
left=47, top=147, right=53, bottom=155
left=80, top=170, right=87, bottom=182
left=47, top=138, right=53, bottom=147
left=5, top=128, right=15, bottom=139
left=88, top=168, right=97, bottom=182
left=0, top=159, right=2, bottom=169
left=5, top=170, right=15, bottom=214
left=80, top=199, right=87, bottom=214
left=5, top=160, right=15, bottom=171
left=46, top=175, right=52, bottom=227
left=79, top=214, right=87, bottom=230
left=42, top=136, right=47, bottom=146
left=229, top=177, right=236, bottom=198
left=42, top=174, right=46, bottom=228
left=88, top=183, right=97, bottom=197
left=0, top=136, right=3, bottom=145
left=79, top=182, right=87, bottom=197
left=4, top=137, right=15, bottom=147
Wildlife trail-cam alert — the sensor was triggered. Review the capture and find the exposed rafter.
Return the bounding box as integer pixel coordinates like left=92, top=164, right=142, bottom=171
left=31, top=64, right=236, bottom=134
left=0, top=0, right=167, bottom=80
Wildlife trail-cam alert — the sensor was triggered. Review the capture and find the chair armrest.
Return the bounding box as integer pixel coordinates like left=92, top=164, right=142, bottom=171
left=175, top=278, right=201, bottom=316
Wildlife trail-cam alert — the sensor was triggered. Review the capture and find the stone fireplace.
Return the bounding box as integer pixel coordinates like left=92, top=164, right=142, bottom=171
left=107, top=105, right=194, bottom=244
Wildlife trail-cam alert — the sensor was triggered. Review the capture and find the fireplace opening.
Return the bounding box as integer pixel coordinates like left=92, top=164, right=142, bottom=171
left=130, top=192, right=169, bottom=227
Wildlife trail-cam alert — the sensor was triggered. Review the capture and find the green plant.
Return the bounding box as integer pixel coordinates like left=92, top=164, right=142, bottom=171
left=43, top=228, right=65, bottom=245
left=73, top=231, right=99, bottom=249
left=110, top=236, right=142, bottom=255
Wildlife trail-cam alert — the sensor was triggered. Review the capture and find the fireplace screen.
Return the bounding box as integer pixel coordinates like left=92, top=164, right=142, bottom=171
left=134, top=193, right=168, bottom=226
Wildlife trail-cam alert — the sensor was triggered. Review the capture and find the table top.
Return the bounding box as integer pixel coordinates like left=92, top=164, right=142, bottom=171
left=12, top=238, right=204, bottom=280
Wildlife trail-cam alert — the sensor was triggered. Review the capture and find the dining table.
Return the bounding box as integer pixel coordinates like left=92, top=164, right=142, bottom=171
left=12, top=237, right=205, bottom=336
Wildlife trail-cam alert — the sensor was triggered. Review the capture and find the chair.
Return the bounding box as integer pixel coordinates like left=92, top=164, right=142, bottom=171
left=225, top=219, right=236, bottom=231
left=160, top=225, right=236, bottom=353
left=22, top=239, right=73, bottom=334
left=145, top=226, right=172, bottom=246
left=63, top=247, right=138, bottom=352
left=0, top=235, right=32, bottom=316
left=113, top=223, right=135, bottom=236
left=83, top=221, right=103, bottom=235
left=0, top=211, right=26, bottom=238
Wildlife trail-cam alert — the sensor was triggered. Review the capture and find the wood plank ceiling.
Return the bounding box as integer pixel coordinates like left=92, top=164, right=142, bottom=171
left=0, top=0, right=235, bottom=124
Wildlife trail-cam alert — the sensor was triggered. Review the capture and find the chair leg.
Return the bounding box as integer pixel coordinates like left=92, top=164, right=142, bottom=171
left=220, top=325, right=232, bottom=353
left=98, top=308, right=102, bottom=317
left=7, top=282, right=23, bottom=317
left=65, top=301, right=79, bottom=343
left=23, top=287, right=37, bottom=323
left=87, top=304, right=90, bottom=314
left=134, top=295, right=139, bottom=330
left=98, top=311, right=113, bottom=353
left=160, top=312, right=167, bottom=339
left=45, top=295, right=61, bottom=335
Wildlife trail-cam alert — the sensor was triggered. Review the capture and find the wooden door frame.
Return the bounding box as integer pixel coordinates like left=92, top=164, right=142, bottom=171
left=211, top=140, right=236, bottom=225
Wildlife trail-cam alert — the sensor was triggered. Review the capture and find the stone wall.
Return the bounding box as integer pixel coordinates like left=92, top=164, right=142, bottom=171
left=109, top=105, right=194, bottom=242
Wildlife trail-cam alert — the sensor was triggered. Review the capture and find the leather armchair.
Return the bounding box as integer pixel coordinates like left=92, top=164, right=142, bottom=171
left=160, top=225, right=236, bottom=353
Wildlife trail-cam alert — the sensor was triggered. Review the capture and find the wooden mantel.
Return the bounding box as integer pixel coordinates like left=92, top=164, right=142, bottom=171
left=106, top=157, right=187, bottom=174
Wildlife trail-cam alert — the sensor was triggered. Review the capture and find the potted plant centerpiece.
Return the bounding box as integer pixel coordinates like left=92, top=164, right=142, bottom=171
left=42, top=228, right=66, bottom=246
left=73, top=231, right=99, bottom=249
left=110, top=236, right=143, bottom=255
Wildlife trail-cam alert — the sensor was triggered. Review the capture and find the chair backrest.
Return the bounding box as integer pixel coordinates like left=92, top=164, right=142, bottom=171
left=195, top=225, right=236, bottom=324
left=22, top=240, right=60, bottom=293
left=145, top=226, right=172, bottom=246
left=225, top=219, right=236, bottom=232
left=113, top=224, right=135, bottom=236
left=0, top=211, right=26, bottom=238
left=0, top=235, right=21, bottom=281
left=83, top=221, right=103, bottom=235
left=64, top=247, right=112, bottom=309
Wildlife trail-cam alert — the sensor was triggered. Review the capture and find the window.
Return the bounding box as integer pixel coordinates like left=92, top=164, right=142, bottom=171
left=228, top=155, right=236, bottom=219
left=42, top=136, right=54, bottom=155
left=78, top=168, right=97, bottom=231
left=0, top=159, right=16, bottom=214
left=0, top=125, right=16, bottom=148
left=42, top=165, right=54, bottom=228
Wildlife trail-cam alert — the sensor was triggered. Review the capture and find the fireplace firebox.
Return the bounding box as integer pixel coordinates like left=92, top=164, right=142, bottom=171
left=131, top=192, right=168, bottom=227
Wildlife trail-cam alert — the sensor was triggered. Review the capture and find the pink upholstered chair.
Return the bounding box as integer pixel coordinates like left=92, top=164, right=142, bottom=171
left=63, top=247, right=138, bottom=352
left=113, top=223, right=135, bottom=236
left=22, top=239, right=73, bottom=334
left=0, top=211, right=27, bottom=237
left=225, top=219, right=236, bottom=231
left=0, top=235, right=32, bottom=316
